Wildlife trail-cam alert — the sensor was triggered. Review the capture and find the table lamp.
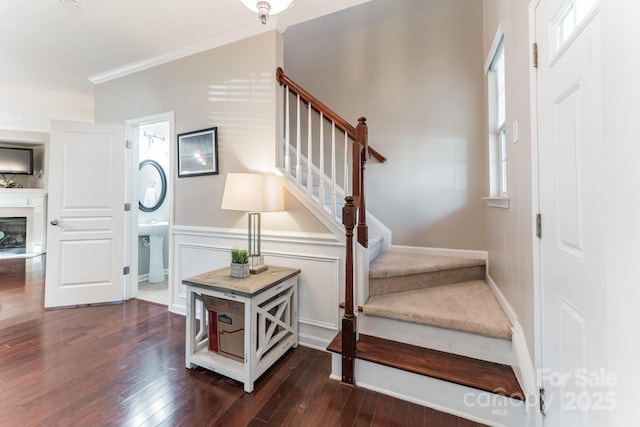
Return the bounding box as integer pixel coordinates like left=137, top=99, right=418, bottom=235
left=221, top=173, right=284, bottom=273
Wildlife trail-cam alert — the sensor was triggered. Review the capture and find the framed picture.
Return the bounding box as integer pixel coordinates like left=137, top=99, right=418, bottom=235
left=177, top=127, right=218, bottom=178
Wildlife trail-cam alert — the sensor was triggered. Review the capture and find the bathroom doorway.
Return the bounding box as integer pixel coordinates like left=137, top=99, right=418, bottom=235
left=126, top=113, right=174, bottom=307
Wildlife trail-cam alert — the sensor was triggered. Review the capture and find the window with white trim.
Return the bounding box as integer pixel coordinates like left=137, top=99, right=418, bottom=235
left=553, top=0, right=598, bottom=53
left=487, top=34, right=507, bottom=199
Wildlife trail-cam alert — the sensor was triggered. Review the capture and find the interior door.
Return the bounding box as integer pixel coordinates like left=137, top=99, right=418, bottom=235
left=535, top=1, right=607, bottom=425
left=45, top=120, right=127, bottom=308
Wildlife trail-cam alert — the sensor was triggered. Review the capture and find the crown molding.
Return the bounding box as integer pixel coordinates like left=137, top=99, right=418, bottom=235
left=89, top=17, right=290, bottom=85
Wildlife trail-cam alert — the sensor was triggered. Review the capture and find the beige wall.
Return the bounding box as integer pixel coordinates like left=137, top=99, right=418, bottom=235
left=94, top=31, right=327, bottom=234
left=482, top=0, right=534, bottom=357
left=283, top=0, right=487, bottom=249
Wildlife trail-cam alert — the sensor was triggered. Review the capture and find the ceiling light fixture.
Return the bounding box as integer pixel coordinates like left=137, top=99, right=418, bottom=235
left=239, top=0, right=297, bottom=25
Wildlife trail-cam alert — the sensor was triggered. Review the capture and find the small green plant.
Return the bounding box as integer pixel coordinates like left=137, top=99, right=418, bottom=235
left=231, top=248, right=249, bottom=264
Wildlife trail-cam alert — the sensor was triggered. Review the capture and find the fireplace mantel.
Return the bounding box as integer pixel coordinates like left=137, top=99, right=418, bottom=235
left=0, top=189, right=47, bottom=256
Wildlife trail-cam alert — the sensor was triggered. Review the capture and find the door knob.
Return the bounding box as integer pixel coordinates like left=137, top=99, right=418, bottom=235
left=50, top=219, right=59, bottom=226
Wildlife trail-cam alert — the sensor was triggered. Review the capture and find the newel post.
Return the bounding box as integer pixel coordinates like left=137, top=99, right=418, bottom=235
left=355, top=117, right=368, bottom=248
left=341, top=195, right=357, bottom=386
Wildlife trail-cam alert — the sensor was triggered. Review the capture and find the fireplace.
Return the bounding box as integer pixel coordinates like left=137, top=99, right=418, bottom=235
left=0, top=217, right=27, bottom=254
left=0, top=189, right=47, bottom=257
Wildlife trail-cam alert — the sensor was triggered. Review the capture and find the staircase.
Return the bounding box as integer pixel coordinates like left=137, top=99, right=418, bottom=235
left=341, top=250, right=526, bottom=426
left=276, top=69, right=528, bottom=426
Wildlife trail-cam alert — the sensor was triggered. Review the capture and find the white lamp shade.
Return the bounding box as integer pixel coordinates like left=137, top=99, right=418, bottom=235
left=239, top=0, right=296, bottom=15
left=221, top=173, right=285, bottom=212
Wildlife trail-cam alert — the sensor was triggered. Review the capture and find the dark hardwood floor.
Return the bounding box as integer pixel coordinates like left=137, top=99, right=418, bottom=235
left=0, top=256, right=486, bottom=426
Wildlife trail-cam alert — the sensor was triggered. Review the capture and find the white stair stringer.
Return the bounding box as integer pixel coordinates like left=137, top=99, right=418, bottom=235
left=279, top=172, right=345, bottom=241
left=329, top=353, right=528, bottom=427
left=358, top=314, right=512, bottom=365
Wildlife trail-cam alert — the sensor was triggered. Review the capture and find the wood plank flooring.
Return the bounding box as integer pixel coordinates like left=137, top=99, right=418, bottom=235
left=0, top=256, right=486, bottom=426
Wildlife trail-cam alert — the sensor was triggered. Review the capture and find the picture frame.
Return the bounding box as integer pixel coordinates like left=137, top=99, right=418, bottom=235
left=177, top=127, right=218, bottom=178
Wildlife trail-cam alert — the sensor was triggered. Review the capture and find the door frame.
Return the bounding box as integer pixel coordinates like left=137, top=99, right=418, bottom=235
left=530, top=1, right=605, bottom=425
left=124, top=111, right=175, bottom=303
left=529, top=0, right=545, bottom=425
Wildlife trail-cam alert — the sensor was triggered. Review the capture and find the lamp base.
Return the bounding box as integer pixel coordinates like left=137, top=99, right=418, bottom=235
left=249, top=254, right=267, bottom=274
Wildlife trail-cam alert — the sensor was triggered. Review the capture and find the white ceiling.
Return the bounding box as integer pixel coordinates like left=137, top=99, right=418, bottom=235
left=0, top=0, right=370, bottom=133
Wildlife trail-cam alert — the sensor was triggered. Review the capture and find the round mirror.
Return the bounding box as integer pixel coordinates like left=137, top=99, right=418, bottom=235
left=138, top=160, right=167, bottom=212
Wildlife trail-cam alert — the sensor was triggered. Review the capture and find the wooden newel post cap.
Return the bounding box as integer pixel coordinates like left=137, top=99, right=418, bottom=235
left=342, top=196, right=357, bottom=227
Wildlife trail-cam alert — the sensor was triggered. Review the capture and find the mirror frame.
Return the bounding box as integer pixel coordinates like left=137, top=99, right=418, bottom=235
left=138, top=159, right=167, bottom=212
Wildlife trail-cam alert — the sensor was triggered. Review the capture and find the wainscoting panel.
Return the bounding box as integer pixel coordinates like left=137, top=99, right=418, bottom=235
left=171, top=226, right=345, bottom=349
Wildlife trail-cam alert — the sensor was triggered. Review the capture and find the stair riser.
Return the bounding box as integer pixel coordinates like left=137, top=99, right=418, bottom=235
left=330, top=354, right=528, bottom=427
left=369, top=265, right=486, bottom=296
left=358, top=314, right=512, bottom=365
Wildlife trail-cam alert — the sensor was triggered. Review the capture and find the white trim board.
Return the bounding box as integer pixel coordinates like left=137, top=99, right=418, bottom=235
left=486, top=274, right=536, bottom=412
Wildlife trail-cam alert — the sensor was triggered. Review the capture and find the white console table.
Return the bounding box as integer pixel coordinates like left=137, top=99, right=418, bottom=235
left=183, top=265, right=300, bottom=392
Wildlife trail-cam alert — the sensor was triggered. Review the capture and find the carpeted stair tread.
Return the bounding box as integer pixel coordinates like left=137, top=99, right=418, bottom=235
left=369, top=252, right=485, bottom=279
left=363, top=280, right=512, bottom=340
left=327, top=332, right=523, bottom=400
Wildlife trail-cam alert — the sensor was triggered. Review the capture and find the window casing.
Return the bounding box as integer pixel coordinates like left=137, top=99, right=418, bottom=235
left=487, top=35, right=507, bottom=198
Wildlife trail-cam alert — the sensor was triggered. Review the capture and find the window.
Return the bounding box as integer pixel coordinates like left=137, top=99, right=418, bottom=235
left=553, top=0, right=598, bottom=53
left=486, top=32, right=507, bottom=201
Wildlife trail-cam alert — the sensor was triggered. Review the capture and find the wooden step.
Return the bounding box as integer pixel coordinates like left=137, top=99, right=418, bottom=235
left=327, top=332, right=524, bottom=400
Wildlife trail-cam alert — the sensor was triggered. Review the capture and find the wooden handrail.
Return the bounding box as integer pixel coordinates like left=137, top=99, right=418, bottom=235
left=277, top=67, right=378, bottom=387
left=276, top=67, right=387, bottom=163
left=368, top=146, right=386, bottom=163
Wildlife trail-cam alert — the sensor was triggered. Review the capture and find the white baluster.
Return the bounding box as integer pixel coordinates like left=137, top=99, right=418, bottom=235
left=344, top=131, right=349, bottom=197
left=307, top=103, right=313, bottom=197
left=296, top=94, right=302, bottom=187
left=319, top=112, right=325, bottom=211
left=284, top=86, right=290, bottom=178
left=331, top=122, right=336, bottom=218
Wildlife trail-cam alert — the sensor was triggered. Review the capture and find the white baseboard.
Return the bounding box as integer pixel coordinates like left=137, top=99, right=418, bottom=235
left=486, top=274, right=518, bottom=324
left=486, top=273, right=537, bottom=425
left=137, top=268, right=169, bottom=283
left=298, top=322, right=337, bottom=350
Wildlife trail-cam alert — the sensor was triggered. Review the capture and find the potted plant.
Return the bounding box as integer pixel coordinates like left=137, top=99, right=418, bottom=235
left=230, top=248, right=250, bottom=278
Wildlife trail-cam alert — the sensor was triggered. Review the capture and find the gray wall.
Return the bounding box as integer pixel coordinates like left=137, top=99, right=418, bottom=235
left=283, top=0, right=487, bottom=249
left=95, top=31, right=328, bottom=234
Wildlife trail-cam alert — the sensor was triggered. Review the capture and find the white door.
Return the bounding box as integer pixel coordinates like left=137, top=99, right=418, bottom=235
left=535, top=1, right=608, bottom=425
left=45, top=120, right=127, bottom=308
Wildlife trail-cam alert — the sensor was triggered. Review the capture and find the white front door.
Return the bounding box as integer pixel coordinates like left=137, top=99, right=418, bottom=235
left=45, top=120, right=127, bottom=308
left=535, top=1, right=608, bottom=425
